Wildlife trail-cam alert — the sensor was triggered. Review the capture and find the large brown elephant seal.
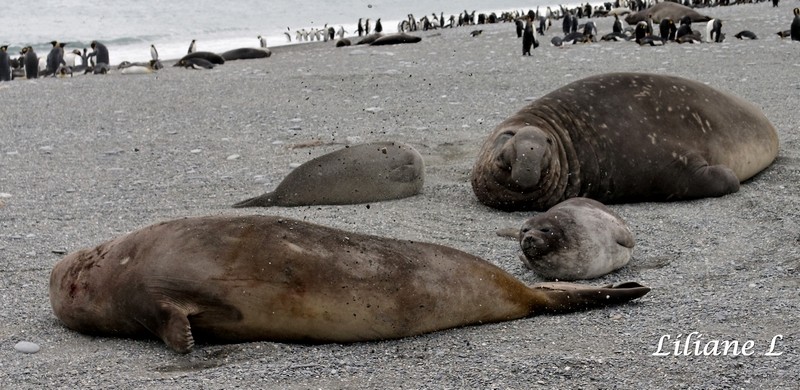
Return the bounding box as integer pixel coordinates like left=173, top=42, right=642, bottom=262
left=625, top=2, right=711, bottom=25
left=516, top=198, right=634, bottom=281
left=233, top=141, right=424, bottom=208
left=471, top=72, right=779, bottom=211
left=49, top=215, right=650, bottom=353
left=369, top=33, right=422, bottom=46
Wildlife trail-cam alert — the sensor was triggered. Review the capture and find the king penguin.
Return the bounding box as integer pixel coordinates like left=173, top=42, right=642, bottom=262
left=0, top=45, right=11, bottom=81
left=791, top=8, right=800, bottom=41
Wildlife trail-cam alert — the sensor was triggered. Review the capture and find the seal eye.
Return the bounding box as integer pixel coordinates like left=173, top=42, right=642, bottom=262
left=540, top=227, right=551, bottom=233
left=546, top=138, right=553, bottom=145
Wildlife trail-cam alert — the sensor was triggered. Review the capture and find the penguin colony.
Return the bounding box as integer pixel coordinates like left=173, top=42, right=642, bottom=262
left=1, top=1, right=797, bottom=80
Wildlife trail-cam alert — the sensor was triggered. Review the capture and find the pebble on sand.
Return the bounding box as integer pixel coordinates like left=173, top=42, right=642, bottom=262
left=14, top=341, right=40, bottom=354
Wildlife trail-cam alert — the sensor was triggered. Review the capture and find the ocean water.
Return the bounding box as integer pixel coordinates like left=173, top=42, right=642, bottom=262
left=1, top=0, right=579, bottom=65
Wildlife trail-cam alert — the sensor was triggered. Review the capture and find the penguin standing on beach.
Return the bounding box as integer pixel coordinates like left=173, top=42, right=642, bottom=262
left=706, top=19, right=723, bottom=42
left=88, top=41, right=110, bottom=74
left=337, top=26, right=347, bottom=39
left=0, top=46, right=11, bottom=81
left=357, top=18, right=364, bottom=36
left=375, top=19, right=383, bottom=33
left=522, top=17, right=538, bottom=55
left=792, top=8, right=800, bottom=41
left=365, top=18, right=371, bottom=35
left=187, top=39, right=197, bottom=54
left=23, top=47, right=39, bottom=79
left=659, top=18, right=677, bottom=42
left=45, top=41, right=66, bottom=77
left=516, top=18, right=524, bottom=38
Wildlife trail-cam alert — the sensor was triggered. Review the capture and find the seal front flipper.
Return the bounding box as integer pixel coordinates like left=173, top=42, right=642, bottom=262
left=231, top=192, right=277, bottom=208
left=530, top=281, right=650, bottom=314
left=138, top=302, right=195, bottom=353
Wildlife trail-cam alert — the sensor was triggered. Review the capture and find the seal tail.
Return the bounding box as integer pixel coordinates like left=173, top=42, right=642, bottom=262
left=530, top=281, right=650, bottom=314
left=231, top=192, right=277, bottom=208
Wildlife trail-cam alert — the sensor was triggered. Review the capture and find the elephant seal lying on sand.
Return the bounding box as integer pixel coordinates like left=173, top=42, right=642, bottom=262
left=50, top=215, right=650, bottom=353
left=471, top=72, right=779, bottom=211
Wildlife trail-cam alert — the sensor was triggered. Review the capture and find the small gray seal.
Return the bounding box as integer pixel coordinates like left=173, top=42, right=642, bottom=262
left=515, top=198, right=635, bottom=281
left=233, top=141, right=425, bottom=208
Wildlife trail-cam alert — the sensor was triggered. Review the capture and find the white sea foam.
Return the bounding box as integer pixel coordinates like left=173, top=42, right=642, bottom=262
left=2, top=0, right=595, bottom=64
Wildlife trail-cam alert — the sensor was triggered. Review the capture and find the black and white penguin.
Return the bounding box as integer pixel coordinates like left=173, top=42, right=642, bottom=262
left=375, top=18, right=383, bottom=33
left=706, top=19, right=723, bottom=43
left=522, top=17, right=536, bottom=55
left=613, top=14, right=623, bottom=34
left=562, top=12, right=573, bottom=35
left=582, top=20, right=597, bottom=41
left=634, top=21, right=649, bottom=44
left=258, top=35, right=267, bottom=48
left=734, top=30, right=758, bottom=40
left=792, top=8, right=800, bottom=41
left=178, top=57, right=215, bottom=69
left=659, top=18, right=676, bottom=41
left=45, top=41, right=66, bottom=77
left=337, top=26, right=346, bottom=39
left=357, top=18, right=364, bottom=37
left=23, top=46, right=39, bottom=79
left=187, top=39, right=197, bottom=54
left=0, top=45, right=11, bottom=81
left=365, top=18, right=371, bottom=35
left=88, top=41, right=110, bottom=69
left=150, top=44, right=159, bottom=61
left=516, top=18, right=524, bottom=38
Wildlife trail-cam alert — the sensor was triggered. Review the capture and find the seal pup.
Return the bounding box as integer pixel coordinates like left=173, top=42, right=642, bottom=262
left=514, top=198, right=634, bottom=280
left=49, top=215, right=650, bottom=353
left=232, top=141, right=424, bottom=208
left=470, top=72, right=780, bottom=211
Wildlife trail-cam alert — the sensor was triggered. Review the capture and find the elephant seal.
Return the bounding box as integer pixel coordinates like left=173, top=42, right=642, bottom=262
left=470, top=72, right=779, bottom=211
left=369, top=33, right=422, bottom=46
left=625, top=3, right=711, bottom=25
left=232, top=141, right=424, bottom=208
left=219, top=47, right=271, bottom=61
left=49, top=215, right=650, bottom=353
left=173, top=51, right=225, bottom=67
left=516, top=198, right=634, bottom=281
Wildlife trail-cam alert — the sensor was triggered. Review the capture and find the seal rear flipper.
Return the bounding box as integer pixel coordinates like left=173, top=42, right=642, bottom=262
left=231, top=192, right=277, bottom=208
left=530, top=281, right=650, bottom=314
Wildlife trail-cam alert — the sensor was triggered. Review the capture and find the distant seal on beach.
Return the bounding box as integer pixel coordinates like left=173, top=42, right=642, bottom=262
left=219, top=47, right=271, bottom=61
left=369, top=33, right=421, bottom=46
left=470, top=72, right=780, bottom=211
left=625, top=3, right=710, bottom=25
left=356, top=33, right=383, bottom=45
left=174, top=51, right=225, bottom=66
left=177, top=57, right=215, bottom=69
left=507, top=198, right=635, bottom=281
left=232, top=141, right=424, bottom=208
left=49, top=215, right=650, bottom=353
left=335, top=38, right=352, bottom=47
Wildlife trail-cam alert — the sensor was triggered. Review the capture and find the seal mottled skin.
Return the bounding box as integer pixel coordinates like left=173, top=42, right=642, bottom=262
left=471, top=72, right=779, bottom=211
left=624, top=2, right=711, bottom=25
left=518, top=198, right=634, bottom=281
left=233, top=141, right=424, bottom=208
left=49, top=215, right=650, bottom=353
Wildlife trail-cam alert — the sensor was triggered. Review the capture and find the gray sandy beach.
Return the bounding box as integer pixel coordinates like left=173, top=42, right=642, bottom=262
left=1, top=3, right=799, bottom=388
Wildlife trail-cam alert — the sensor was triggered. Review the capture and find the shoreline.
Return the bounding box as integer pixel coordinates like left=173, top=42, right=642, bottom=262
left=1, top=3, right=799, bottom=388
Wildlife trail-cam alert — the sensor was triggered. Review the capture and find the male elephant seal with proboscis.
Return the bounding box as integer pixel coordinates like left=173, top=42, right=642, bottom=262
left=49, top=215, right=650, bottom=353
left=471, top=73, right=779, bottom=211
left=233, top=141, right=424, bottom=207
